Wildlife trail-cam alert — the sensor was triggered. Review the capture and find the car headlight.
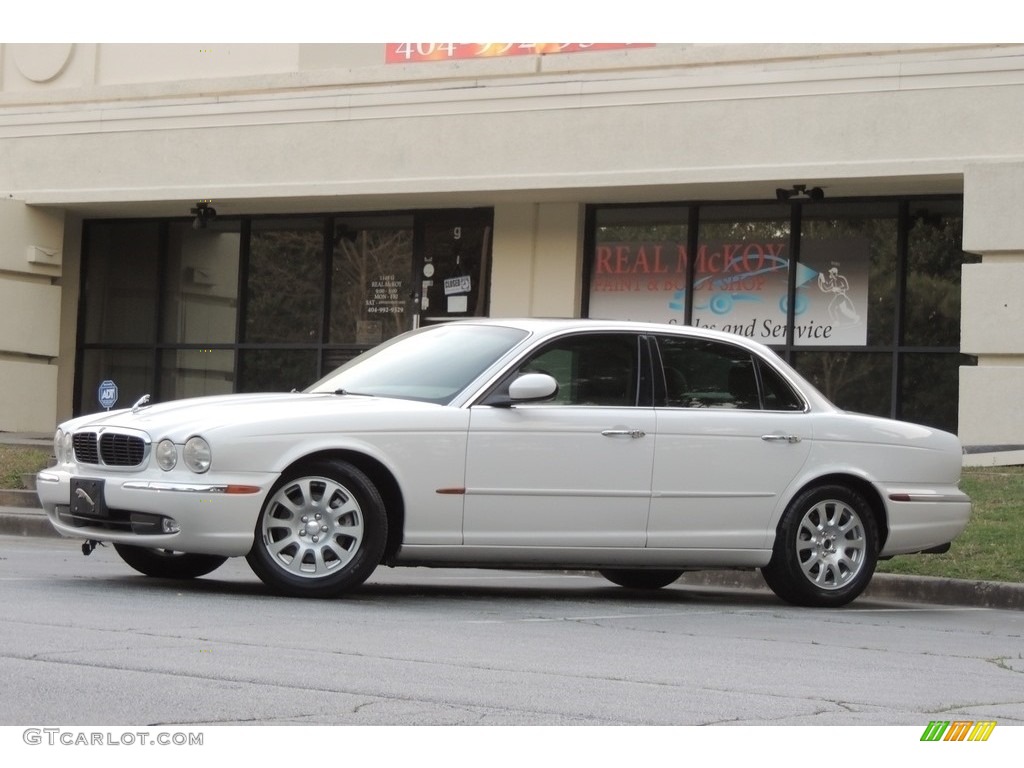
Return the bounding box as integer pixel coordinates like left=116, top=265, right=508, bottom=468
left=53, top=429, right=64, bottom=464
left=62, top=432, right=73, bottom=464
left=155, top=439, right=177, bottom=471
left=183, top=436, right=212, bottom=473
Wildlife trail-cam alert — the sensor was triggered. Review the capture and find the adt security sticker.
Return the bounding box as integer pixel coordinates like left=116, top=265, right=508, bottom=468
left=98, top=380, right=119, bottom=410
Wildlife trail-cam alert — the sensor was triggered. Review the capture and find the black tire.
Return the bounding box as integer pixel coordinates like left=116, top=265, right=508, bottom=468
left=761, top=484, right=879, bottom=607
left=599, top=569, right=684, bottom=590
left=113, top=543, right=227, bottom=579
left=246, top=460, right=387, bottom=598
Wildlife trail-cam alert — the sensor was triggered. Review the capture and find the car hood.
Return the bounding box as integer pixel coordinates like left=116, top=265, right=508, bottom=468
left=59, top=392, right=445, bottom=442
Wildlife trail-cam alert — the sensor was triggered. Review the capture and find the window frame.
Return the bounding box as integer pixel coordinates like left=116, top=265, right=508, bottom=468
left=650, top=334, right=806, bottom=412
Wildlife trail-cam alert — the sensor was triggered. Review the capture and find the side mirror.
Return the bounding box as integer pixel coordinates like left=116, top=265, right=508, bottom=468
left=485, top=373, right=558, bottom=407
left=508, top=373, right=558, bottom=403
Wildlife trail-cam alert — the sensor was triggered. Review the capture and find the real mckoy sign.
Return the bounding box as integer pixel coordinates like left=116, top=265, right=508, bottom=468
left=588, top=239, right=870, bottom=346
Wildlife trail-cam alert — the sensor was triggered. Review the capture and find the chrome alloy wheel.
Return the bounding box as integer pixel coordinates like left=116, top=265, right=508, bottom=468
left=762, top=483, right=878, bottom=607
left=795, top=498, right=868, bottom=590
left=259, top=475, right=365, bottom=579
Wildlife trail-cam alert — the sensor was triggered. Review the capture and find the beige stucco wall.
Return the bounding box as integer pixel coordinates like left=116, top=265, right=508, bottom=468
left=490, top=203, right=583, bottom=318
left=8, top=43, right=1016, bottom=212
left=2, top=43, right=1024, bottom=454
left=961, top=261, right=1024, bottom=355
left=1, top=44, right=383, bottom=93
left=960, top=162, right=1024, bottom=464
left=0, top=199, right=64, bottom=432
left=55, top=216, right=82, bottom=425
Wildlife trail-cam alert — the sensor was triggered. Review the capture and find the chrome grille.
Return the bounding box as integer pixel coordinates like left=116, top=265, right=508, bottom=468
left=72, top=431, right=147, bottom=467
left=100, top=433, right=146, bottom=466
left=72, top=432, right=99, bottom=464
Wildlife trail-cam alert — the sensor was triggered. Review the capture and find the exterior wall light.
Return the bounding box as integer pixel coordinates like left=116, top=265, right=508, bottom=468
left=775, top=184, right=825, bottom=202
left=191, top=201, right=217, bottom=229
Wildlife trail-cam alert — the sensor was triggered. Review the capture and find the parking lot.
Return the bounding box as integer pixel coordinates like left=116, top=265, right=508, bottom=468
left=2, top=535, right=1022, bottom=727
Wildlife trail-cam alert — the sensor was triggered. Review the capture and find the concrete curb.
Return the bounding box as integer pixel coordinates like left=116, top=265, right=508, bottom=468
left=677, top=569, right=1024, bottom=611
left=2, top=505, right=1021, bottom=610
left=0, top=489, right=43, bottom=508
left=0, top=507, right=59, bottom=539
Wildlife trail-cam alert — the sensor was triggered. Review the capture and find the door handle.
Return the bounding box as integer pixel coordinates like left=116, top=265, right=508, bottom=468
left=761, top=433, right=802, bottom=444
left=602, top=429, right=647, bottom=439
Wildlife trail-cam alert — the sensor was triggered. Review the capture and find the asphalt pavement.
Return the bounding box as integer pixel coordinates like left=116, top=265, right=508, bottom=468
left=2, top=491, right=1021, bottom=610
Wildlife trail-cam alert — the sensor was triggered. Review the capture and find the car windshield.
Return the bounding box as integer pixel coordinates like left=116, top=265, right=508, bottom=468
left=306, top=323, right=530, bottom=404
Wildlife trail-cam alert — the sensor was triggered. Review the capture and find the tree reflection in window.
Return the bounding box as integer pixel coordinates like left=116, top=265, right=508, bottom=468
left=245, top=220, right=325, bottom=344
left=331, top=225, right=413, bottom=346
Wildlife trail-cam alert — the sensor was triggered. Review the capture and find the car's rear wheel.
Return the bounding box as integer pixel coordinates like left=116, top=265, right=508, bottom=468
left=246, top=460, right=387, bottom=598
left=761, top=484, right=878, bottom=607
left=599, top=569, right=684, bottom=590
left=112, top=543, right=227, bottom=579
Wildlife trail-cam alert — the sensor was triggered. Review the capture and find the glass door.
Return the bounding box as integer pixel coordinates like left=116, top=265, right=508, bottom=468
left=330, top=217, right=416, bottom=347
left=417, top=209, right=492, bottom=325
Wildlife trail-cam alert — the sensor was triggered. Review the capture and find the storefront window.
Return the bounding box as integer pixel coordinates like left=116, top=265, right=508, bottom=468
left=586, top=197, right=971, bottom=430
left=82, top=222, right=159, bottom=344
left=162, top=221, right=240, bottom=344
left=791, top=351, right=893, bottom=418
left=589, top=206, right=689, bottom=323
left=76, top=210, right=492, bottom=413
left=904, top=201, right=976, bottom=347
left=238, top=348, right=318, bottom=393
left=900, top=353, right=973, bottom=434
left=799, top=202, right=898, bottom=347
left=79, top=349, right=154, bottom=414
left=695, top=206, right=791, bottom=342
left=158, top=349, right=235, bottom=400
left=330, top=217, right=414, bottom=346
left=245, top=218, right=326, bottom=343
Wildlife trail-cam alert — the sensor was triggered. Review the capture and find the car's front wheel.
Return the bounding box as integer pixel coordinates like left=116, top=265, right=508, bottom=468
left=113, top=544, right=227, bottom=579
left=761, top=484, right=878, bottom=607
left=599, top=569, right=684, bottom=590
left=246, top=460, right=387, bottom=598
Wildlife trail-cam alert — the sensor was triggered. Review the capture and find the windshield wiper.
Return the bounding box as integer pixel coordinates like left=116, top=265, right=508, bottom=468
left=333, top=388, right=374, bottom=397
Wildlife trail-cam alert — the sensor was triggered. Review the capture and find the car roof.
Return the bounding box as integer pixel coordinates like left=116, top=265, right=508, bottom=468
left=441, top=316, right=774, bottom=353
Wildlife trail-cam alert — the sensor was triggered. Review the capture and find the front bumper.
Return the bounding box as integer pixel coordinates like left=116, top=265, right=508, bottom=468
left=36, top=468, right=277, bottom=557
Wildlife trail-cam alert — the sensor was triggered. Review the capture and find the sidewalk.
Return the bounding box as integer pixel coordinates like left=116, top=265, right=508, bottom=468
left=0, top=431, right=52, bottom=448
left=2, top=500, right=1022, bottom=610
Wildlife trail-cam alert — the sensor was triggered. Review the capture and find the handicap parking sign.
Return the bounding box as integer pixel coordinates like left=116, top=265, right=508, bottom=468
left=98, top=380, right=118, bottom=410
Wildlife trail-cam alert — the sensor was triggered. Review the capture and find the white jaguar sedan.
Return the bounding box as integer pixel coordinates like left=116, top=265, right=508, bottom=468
left=37, top=318, right=971, bottom=607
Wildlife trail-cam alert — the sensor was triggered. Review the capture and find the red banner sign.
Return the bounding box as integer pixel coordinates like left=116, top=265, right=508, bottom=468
left=386, top=43, right=654, bottom=64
